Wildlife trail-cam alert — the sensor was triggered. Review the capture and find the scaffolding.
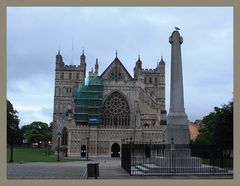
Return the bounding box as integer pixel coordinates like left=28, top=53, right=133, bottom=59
left=74, top=76, right=103, bottom=125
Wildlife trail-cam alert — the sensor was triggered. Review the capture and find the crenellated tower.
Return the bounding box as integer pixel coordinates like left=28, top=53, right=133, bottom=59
left=52, top=50, right=87, bottom=149
left=133, top=54, right=167, bottom=125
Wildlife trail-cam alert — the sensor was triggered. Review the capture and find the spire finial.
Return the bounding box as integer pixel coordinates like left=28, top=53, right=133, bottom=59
left=115, top=50, right=118, bottom=58
left=161, top=55, right=163, bottom=61
left=82, top=49, right=84, bottom=55
left=138, top=52, right=140, bottom=60
left=57, top=45, right=61, bottom=55
left=95, top=58, right=99, bottom=74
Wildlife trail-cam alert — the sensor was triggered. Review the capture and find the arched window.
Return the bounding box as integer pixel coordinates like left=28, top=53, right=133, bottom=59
left=69, top=73, right=72, bottom=79
left=102, top=92, right=130, bottom=127
left=62, top=127, right=68, bottom=145
left=108, top=67, right=124, bottom=81
left=155, top=77, right=157, bottom=84
left=61, top=73, right=64, bottom=79
left=149, top=77, right=152, bottom=84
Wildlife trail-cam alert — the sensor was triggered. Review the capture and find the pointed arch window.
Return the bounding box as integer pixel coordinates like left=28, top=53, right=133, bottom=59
left=62, top=127, right=68, bottom=145
left=61, top=73, right=64, bottom=79
left=108, top=67, right=124, bottom=81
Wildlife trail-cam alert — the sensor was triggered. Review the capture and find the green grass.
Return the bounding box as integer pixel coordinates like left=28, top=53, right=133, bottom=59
left=7, top=147, right=85, bottom=163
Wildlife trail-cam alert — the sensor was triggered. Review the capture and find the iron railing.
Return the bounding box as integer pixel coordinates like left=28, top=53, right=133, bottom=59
left=121, top=143, right=233, bottom=176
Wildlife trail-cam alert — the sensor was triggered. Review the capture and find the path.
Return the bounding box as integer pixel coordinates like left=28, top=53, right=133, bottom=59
left=7, top=157, right=130, bottom=179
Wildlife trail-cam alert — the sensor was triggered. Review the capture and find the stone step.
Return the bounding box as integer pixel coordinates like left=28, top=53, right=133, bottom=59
left=132, top=164, right=232, bottom=174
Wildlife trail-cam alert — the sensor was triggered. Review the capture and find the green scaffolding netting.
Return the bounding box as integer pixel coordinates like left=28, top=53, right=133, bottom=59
left=74, top=76, right=103, bottom=125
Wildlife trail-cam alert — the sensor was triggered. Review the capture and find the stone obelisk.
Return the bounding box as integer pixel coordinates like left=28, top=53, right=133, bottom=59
left=166, top=30, right=190, bottom=145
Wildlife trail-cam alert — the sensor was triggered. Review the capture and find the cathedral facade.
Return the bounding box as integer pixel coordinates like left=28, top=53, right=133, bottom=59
left=52, top=50, right=167, bottom=157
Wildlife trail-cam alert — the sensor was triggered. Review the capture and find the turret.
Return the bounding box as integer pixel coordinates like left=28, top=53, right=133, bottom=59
left=134, top=54, right=142, bottom=79
left=80, top=50, right=86, bottom=78
left=159, top=56, right=165, bottom=74
left=95, top=58, right=99, bottom=74
left=56, top=49, right=63, bottom=69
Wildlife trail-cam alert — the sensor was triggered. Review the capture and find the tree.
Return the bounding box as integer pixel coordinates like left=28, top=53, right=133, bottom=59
left=7, top=100, right=20, bottom=144
left=21, top=121, right=52, bottom=146
left=194, top=101, right=233, bottom=145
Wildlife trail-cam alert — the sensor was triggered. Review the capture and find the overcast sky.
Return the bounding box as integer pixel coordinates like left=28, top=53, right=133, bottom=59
left=7, top=7, right=233, bottom=127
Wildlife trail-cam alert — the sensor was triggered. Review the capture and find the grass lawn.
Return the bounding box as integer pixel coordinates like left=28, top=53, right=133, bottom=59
left=7, top=147, right=85, bottom=163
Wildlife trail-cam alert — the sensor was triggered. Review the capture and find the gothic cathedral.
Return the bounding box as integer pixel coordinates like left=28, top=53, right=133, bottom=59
left=52, top=50, right=167, bottom=157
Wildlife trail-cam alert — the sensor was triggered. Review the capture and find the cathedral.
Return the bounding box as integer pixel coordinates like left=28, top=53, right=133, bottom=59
left=52, top=49, right=167, bottom=157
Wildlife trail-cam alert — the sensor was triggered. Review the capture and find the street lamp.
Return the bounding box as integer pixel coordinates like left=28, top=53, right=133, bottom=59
left=48, top=141, right=51, bottom=156
left=86, top=137, right=89, bottom=161
left=9, top=123, right=16, bottom=163
left=57, top=131, right=61, bottom=162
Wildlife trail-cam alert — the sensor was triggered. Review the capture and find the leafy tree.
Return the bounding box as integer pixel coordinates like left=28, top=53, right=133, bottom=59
left=7, top=100, right=20, bottom=144
left=194, top=101, right=233, bottom=145
left=21, top=121, right=52, bottom=146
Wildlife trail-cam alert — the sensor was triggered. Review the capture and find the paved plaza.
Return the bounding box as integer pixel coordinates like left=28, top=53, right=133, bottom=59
left=7, top=158, right=233, bottom=179
left=7, top=158, right=131, bottom=179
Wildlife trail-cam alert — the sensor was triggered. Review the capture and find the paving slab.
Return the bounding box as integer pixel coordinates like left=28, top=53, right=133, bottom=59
left=7, top=158, right=233, bottom=179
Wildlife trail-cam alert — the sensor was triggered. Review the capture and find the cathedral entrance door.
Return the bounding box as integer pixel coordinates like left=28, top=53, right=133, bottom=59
left=145, top=145, right=151, bottom=158
left=81, top=145, right=86, bottom=157
left=111, top=143, right=120, bottom=157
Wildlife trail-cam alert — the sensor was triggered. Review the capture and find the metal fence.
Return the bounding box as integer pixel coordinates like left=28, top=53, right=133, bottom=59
left=121, top=143, right=233, bottom=176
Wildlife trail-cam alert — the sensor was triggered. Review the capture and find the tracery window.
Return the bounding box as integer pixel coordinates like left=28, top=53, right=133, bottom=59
left=108, top=67, right=124, bottom=81
left=102, top=92, right=130, bottom=127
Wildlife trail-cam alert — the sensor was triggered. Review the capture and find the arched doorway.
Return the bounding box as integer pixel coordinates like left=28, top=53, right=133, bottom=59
left=145, top=145, right=151, bottom=158
left=81, top=145, right=86, bottom=157
left=111, top=143, right=120, bottom=157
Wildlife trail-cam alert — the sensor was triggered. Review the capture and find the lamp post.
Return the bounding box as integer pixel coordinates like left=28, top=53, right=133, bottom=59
left=48, top=141, right=51, bottom=156
left=57, top=131, right=61, bottom=162
left=150, top=139, right=152, bottom=163
left=9, top=123, right=16, bottom=163
left=86, top=137, right=89, bottom=161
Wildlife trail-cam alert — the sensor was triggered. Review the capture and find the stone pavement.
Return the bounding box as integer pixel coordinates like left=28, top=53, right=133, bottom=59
left=7, top=162, right=88, bottom=179
left=7, top=157, right=131, bottom=179
left=88, top=157, right=131, bottom=179
left=7, top=158, right=233, bottom=179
